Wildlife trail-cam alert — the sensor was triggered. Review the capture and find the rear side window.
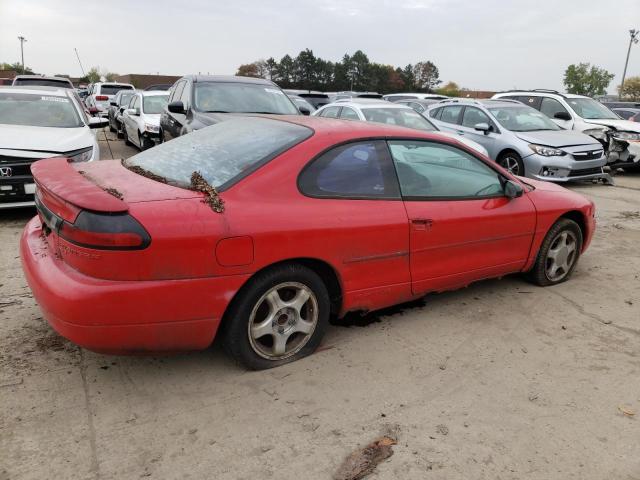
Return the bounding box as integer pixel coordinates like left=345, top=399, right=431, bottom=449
left=339, top=107, right=360, bottom=120
left=440, top=105, right=463, bottom=124
left=100, top=85, right=133, bottom=95
left=125, top=117, right=312, bottom=190
left=429, top=107, right=443, bottom=119
left=299, top=141, right=400, bottom=199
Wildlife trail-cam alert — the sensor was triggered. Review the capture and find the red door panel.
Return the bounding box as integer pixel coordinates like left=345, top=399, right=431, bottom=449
left=405, top=195, right=536, bottom=294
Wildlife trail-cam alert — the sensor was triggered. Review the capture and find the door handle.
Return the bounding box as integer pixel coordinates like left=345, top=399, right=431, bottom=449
left=456, top=130, right=465, bottom=135
left=411, top=218, right=433, bottom=231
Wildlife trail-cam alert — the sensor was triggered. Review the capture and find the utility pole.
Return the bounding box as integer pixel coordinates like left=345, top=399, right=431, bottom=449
left=620, top=28, right=638, bottom=99
left=17, top=36, right=27, bottom=74
left=74, top=48, right=86, bottom=77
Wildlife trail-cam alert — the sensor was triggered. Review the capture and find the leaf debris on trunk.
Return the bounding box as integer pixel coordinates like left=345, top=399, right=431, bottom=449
left=190, top=171, right=225, bottom=213
left=104, top=187, right=123, bottom=200
left=123, top=162, right=169, bottom=184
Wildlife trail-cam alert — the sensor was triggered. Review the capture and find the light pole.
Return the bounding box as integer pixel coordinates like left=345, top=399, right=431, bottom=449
left=620, top=28, right=638, bottom=99
left=17, top=36, right=27, bottom=74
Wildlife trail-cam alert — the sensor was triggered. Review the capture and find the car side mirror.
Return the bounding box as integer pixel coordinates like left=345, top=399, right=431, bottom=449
left=554, top=112, right=571, bottom=121
left=168, top=100, right=185, bottom=114
left=298, top=106, right=311, bottom=116
left=125, top=108, right=137, bottom=116
left=88, top=117, right=109, bottom=129
left=110, top=101, right=117, bottom=106
left=474, top=122, right=491, bottom=135
left=504, top=179, right=524, bottom=199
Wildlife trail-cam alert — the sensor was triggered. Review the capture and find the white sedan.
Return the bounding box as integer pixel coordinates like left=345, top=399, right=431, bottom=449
left=0, top=86, right=107, bottom=209
left=313, top=99, right=489, bottom=157
left=122, top=91, right=169, bottom=150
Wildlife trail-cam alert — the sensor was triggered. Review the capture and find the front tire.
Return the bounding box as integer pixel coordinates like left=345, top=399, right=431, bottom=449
left=222, top=264, right=330, bottom=370
left=497, top=151, right=525, bottom=177
left=528, top=218, right=583, bottom=286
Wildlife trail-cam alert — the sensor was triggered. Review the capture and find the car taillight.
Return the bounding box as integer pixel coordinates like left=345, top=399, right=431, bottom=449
left=96, top=95, right=109, bottom=101
left=58, top=211, right=151, bottom=250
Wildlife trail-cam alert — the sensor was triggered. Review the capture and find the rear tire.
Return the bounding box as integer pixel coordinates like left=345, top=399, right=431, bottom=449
left=222, top=264, right=330, bottom=370
left=527, top=218, right=583, bottom=286
left=497, top=151, right=525, bottom=177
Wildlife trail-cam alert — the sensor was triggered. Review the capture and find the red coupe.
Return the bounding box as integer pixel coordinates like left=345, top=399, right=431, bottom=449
left=21, top=116, right=595, bottom=369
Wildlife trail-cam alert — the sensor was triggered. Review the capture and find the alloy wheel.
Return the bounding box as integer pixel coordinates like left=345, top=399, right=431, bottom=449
left=248, top=282, right=318, bottom=360
left=499, top=156, right=521, bottom=175
left=545, top=230, right=578, bottom=282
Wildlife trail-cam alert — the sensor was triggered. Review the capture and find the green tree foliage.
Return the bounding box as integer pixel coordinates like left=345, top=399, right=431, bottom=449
left=563, top=63, right=615, bottom=97
left=234, top=51, right=445, bottom=93
left=1, top=61, right=33, bottom=74
left=86, top=67, right=101, bottom=83
left=619, top=76, right=640, bottom=101
left=436, top=81, right=461, bottom=97
left=413, top=61, right=441, bottom=92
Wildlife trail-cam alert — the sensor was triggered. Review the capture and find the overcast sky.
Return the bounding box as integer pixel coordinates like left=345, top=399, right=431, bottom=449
left=1, top=0, right=638, bottom=93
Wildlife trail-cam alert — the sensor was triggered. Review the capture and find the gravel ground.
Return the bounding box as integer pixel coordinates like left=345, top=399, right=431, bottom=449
left=1, top=134, right=639, bottom=479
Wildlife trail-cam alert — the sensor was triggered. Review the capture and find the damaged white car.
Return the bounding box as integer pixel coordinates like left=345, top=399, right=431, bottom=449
left=493, top=90, right=640, bottom=170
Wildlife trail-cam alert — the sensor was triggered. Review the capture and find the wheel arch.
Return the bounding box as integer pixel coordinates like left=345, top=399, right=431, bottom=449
left=558, top=210, right=587, bottom=246
left=220, top=257, right=344, bottom=329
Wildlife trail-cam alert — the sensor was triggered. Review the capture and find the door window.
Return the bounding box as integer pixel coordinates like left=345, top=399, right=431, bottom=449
left=299, top=141, right=400, bottom=199
left=388, top=140, right=504, bottom=199
left=440, top=105, right=463, bottom=124
left=171, top=81, right=185, bottom=104
left=180, top=82, right=191, bottom=107
left=320, top=106, right=340, bottom=118
left=339, top=107, right=360, bottom=120
left=540, top=97, right=569, bottom=119
left=461, top=107, right=491, bottom=128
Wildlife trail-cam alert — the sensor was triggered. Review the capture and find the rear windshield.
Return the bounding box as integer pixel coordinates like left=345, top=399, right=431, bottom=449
left=100, top=85, right=133, bottom=95
left=125, top=117, right=312, bottom=189
left=142, top=95, right=168, bottom=114
left=194, top=82, right=298, bottom=115
left=0, top=92, right=82, bottom=127
left=14, top=78, right=73, bottom=88
left=362, top=108, right=437, bottom=131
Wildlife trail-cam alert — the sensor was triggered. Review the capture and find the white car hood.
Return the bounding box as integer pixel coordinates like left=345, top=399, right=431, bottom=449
left=0, top=124, right=93, bottom=153
left=583, top=118, right=640, bottom=133
left=436, top=131, right=489, bottom=156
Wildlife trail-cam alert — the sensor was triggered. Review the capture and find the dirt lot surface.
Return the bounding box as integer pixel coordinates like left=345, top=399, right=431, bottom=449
left=1, top=134, right=639, bottom=479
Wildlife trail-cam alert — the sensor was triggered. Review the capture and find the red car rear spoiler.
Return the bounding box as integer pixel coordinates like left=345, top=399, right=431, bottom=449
left=31, top=158, right=128, bottom=214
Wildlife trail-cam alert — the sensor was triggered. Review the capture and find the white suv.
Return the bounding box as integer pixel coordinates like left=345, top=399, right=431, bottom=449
left=85, top=82, right=135, bottom=117
left=492, top=90, right=640, bottom=168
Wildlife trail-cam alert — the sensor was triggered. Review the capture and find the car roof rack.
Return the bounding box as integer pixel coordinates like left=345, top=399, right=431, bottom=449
left=497, top=89, right=567, bottom=99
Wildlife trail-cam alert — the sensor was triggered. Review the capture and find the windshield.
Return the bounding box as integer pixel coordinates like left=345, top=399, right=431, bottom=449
left=14, top=78, right=73, bottom=88
left=362, top=108, right=437, bottom=131
left=489, top=106, right=560, bottom=131
left=143, top=95, right=168, bottom=114
left=566, top=98, right=619, bottom=120
left=125, top=117, right=312, bottom=189
left=194, top=82, right=298, bottom=114
left=0, top=92, right=82, bottom=128
left=100, top=85, right=133, bottom=95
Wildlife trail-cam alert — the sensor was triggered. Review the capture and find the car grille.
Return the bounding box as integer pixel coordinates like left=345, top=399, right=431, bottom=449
left=572, top=149, right=603, bottom=161
left=0, top=155, right=42, bottom=177
left=568, top=167, right=604, bottom=177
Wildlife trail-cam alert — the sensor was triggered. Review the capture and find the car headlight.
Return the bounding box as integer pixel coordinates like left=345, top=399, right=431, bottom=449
left=61, top=146, right=93, bottom=163
left=529, top=144, right=566, bottom=156
left=611, top=131, right=640, bottom=141
left=144, top=123, right=159, bottom=133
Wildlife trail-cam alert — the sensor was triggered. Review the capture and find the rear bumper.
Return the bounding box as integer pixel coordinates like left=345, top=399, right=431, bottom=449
left=20, top=216, right=250, bottom=354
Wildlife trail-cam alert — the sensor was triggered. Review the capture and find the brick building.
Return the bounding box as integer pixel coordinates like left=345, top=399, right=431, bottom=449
left=114, top=74, right=181, bottom=89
